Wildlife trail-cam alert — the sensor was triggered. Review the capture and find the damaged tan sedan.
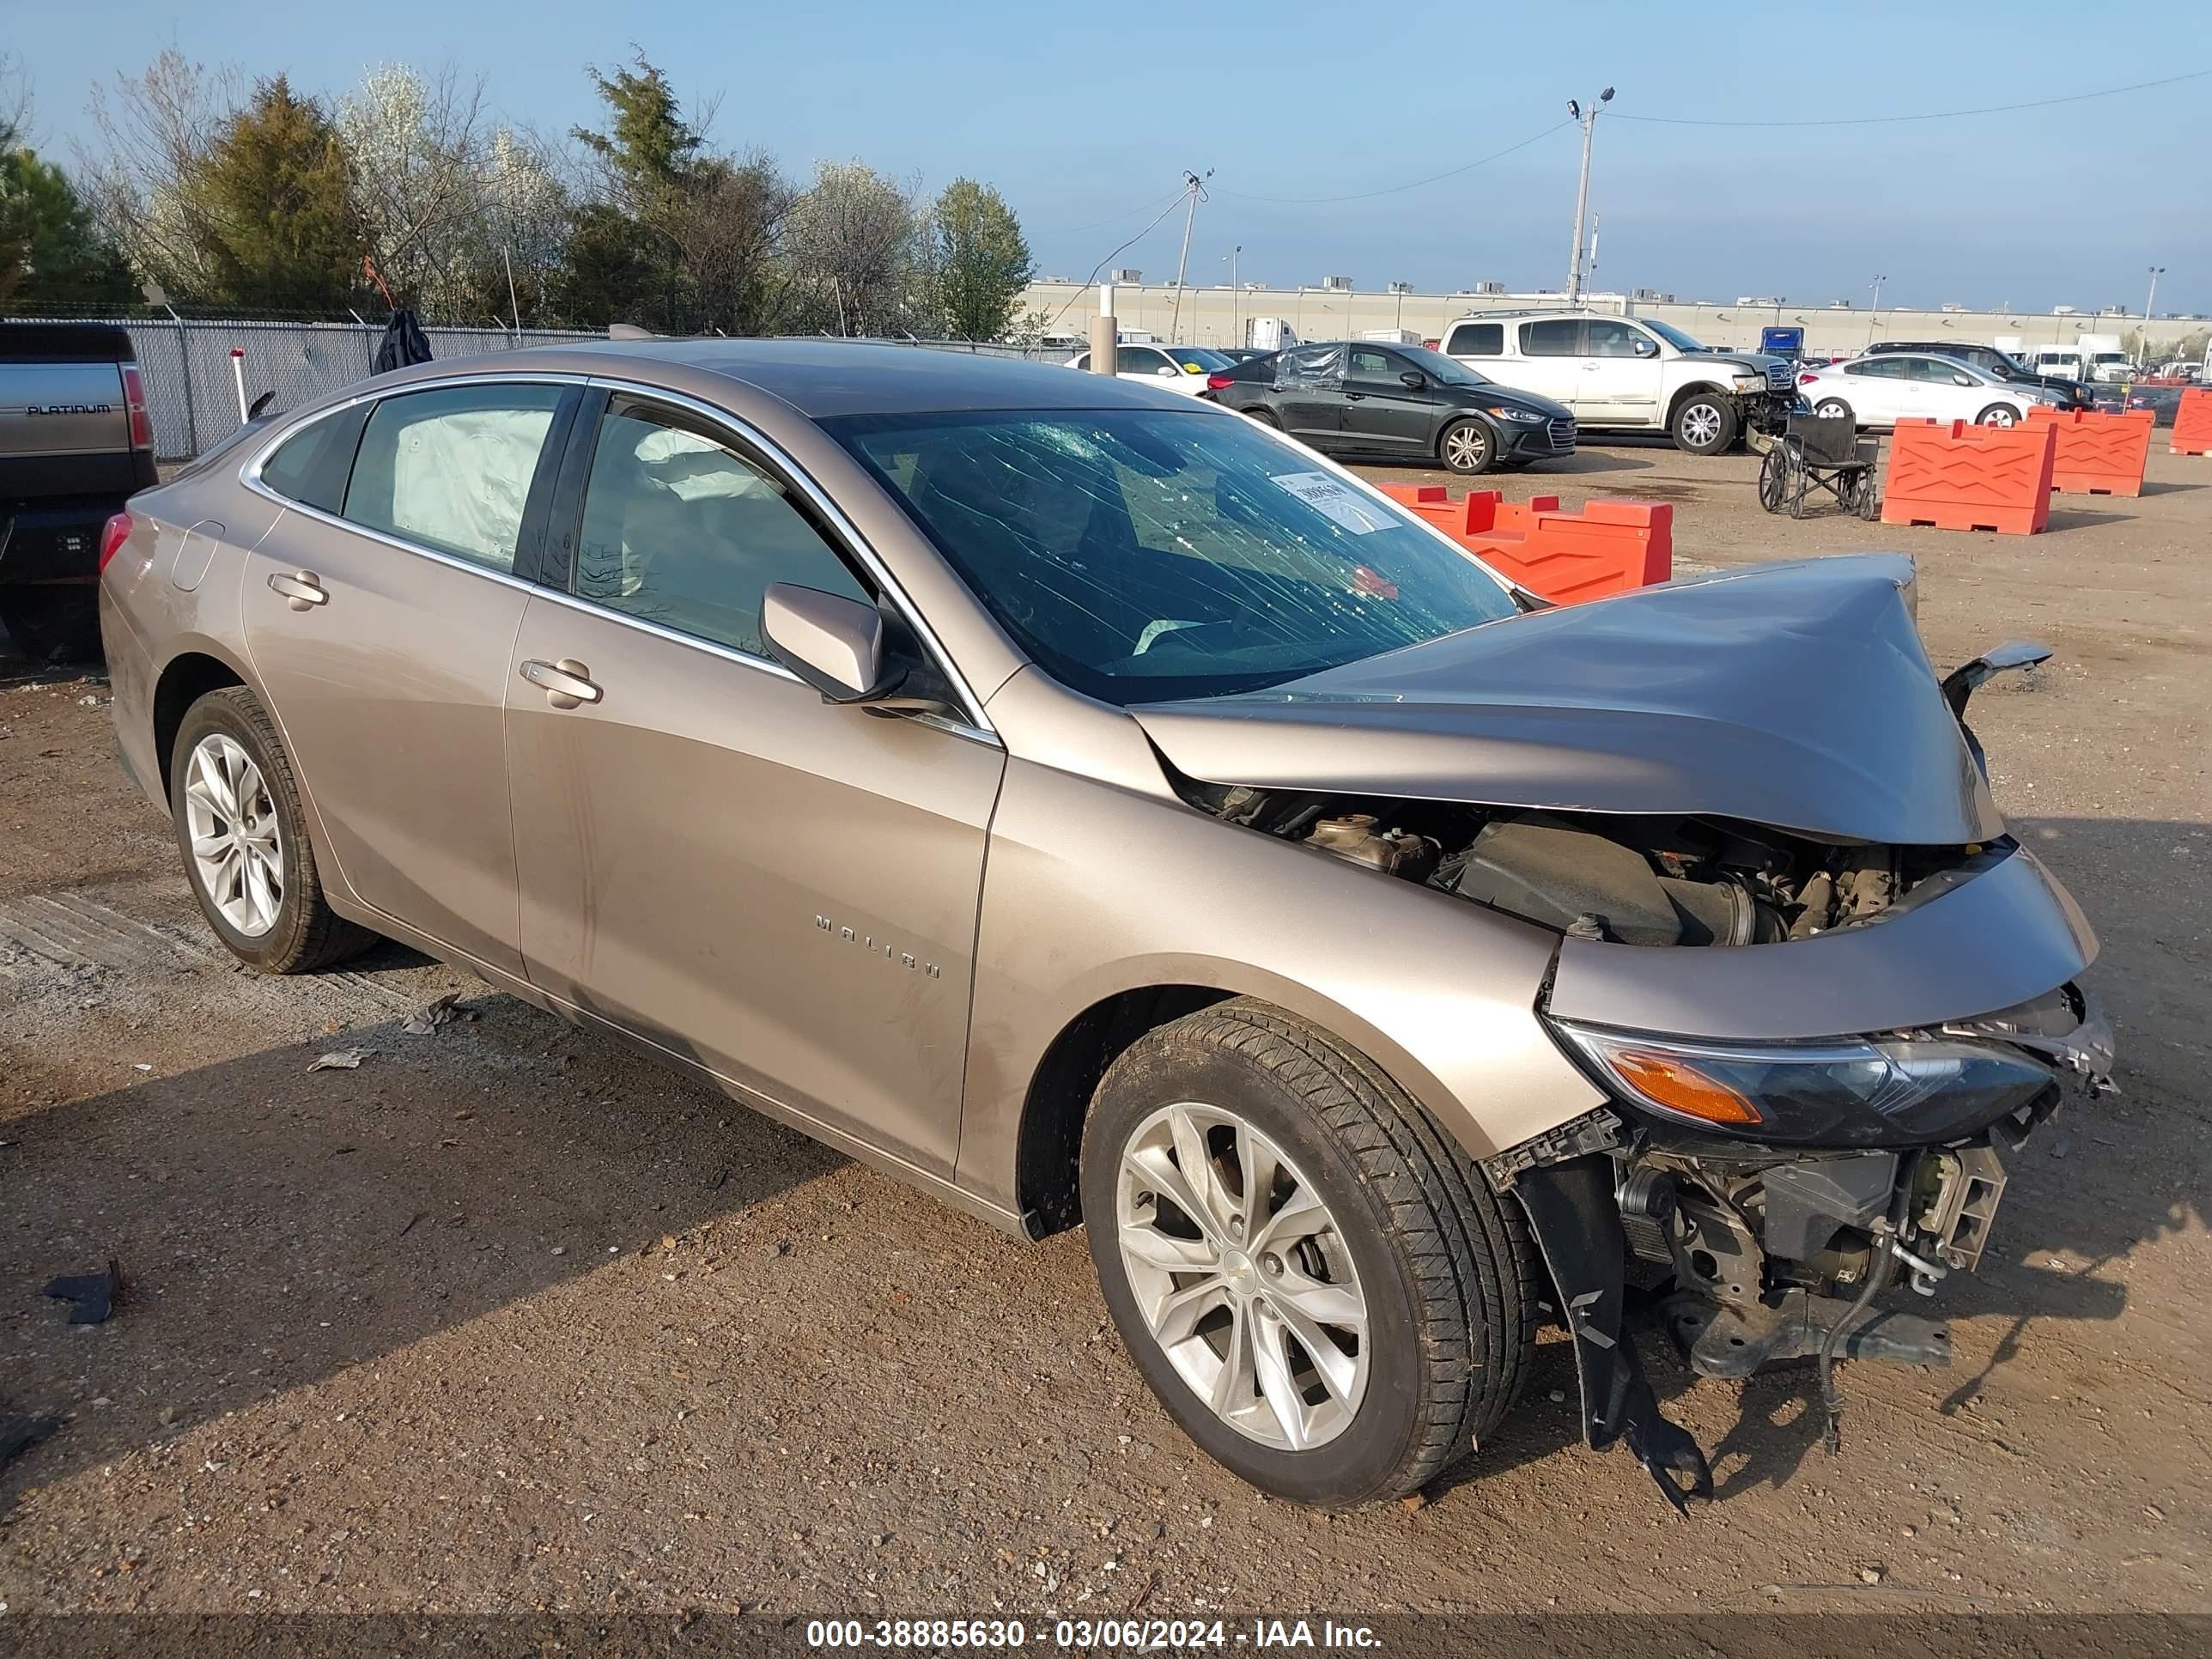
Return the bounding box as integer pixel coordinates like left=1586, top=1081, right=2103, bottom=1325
left=99, top=342, right=2113, bottom=1510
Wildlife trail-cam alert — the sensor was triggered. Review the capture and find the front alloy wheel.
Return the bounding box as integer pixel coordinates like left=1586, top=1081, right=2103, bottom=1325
left=1115, top=1102, right=1369, bottom=1450
left=1082, top=999, right=1538, bottom=1507
left=1439, top=419, right=1495, bottom=475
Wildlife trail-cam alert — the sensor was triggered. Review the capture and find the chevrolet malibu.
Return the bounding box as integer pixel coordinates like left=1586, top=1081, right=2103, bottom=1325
left=99, top=342, right=2113, bottom=1510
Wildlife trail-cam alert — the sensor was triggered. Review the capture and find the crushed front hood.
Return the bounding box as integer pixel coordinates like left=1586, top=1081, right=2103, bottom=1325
left=1134, top=554, right=2002, bottom=845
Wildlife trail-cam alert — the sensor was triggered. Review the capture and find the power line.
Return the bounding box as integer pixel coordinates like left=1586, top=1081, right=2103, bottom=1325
left=1044, top=187, right=1200, bottom=332
left=1213, top=121, right=1573, bottom=205
left=1043, top=189, right=1190, bottom=234
left=1614, top=67, right=2211, bottom=127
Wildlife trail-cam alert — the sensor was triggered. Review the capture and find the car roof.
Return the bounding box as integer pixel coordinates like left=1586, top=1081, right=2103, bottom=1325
left=376, top=337, right=1198, bottom=418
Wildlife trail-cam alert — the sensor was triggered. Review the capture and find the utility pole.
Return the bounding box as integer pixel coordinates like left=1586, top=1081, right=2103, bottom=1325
left=1224, top=246, right=1241, bottom=347
left=1169, top=168, right=1212, bottom=344
left=1564, top=87, right=1613, bottom=304
left=1868, top=273, right=1887, bottom=346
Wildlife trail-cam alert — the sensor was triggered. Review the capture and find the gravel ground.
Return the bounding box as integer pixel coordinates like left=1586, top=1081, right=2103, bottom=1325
left=1, top=441, right=2206, bottom=1621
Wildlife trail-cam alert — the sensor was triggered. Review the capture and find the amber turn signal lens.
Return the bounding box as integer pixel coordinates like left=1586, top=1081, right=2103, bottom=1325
left=1609, top=1049, right=1765, bottom=1126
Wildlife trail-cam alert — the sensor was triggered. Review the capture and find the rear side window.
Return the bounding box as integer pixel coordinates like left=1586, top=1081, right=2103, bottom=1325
left=258, top=404, right=369, bottom=514
left=343, top=384, right=565, bottom=573
left=1521, top=319, right=1582, bottom=356
left=1444, top=322, right=1502, bottom=356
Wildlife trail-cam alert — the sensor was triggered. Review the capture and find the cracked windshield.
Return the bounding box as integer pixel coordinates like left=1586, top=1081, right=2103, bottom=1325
left=830, top=409, right=1520, bottom=703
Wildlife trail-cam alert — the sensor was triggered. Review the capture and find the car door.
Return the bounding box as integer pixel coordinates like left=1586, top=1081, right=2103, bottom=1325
left=502, top=389, right=1006, bottom=1176
left=1339, top=346, right=1431, bottom=454
left=1509, top=319, right=1586, bottom=414
left=240, top=379, right=578, bottom=977
left=1909, top=356, right=1987, bottom=422
left=1838, top=357, right=1912, bottom=425
left=1581, top=319, right=1666, bottom=424
left=1115, top=346, right=1181, bottom=388
left=1270, top=344, right=1350, bottom=447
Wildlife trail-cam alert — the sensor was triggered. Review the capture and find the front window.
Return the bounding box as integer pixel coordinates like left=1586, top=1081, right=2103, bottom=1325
left=829, top=409, right=1521, bottom=705
left=1639, top=318, right=1710, bottom=352
left=1167, top=347, right=1233, bottom=373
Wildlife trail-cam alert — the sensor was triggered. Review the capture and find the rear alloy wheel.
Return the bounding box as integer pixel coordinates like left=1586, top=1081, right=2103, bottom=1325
left=170, top=686, right=376, bottom=973
left=1813, top=398, right=1853, bottom=423
left=1438, top=418, right=1497, bottom=475
left=1671, top=393, right=1740, bottom=455
left=1242, top=405, right=1281, bottom=428
left=1081, top=999, right=1537, bottom=1507
left=1976, top=404, right=2021, bottom=428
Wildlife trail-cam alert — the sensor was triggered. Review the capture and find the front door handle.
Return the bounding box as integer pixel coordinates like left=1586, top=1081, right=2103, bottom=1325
left=520, top=657, right=602, bottom=709
left=267, top=570, right=327, bottom=611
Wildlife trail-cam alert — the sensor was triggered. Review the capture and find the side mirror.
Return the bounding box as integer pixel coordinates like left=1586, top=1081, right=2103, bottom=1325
left=1398, top=370, right=1426, bottom=390
left=1157, top=364, right=1179, bottom=377
left=761, top=584, right=905, bottom=704
left=1954, top=373, right=1974, bottom=386
left=1633, top=337, right=1658, bottom=357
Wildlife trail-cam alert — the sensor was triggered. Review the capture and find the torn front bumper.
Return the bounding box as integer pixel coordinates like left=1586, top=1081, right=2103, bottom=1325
left=1492, top=973, right=2114, bottom=1514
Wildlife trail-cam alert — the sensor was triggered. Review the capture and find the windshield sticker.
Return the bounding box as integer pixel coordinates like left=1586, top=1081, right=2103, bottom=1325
left=1269, top=471, right=1394, bottom=534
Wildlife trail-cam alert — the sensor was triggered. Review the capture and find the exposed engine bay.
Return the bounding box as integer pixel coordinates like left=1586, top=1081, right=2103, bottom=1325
left=1179, top=777, right=1980, bottom=946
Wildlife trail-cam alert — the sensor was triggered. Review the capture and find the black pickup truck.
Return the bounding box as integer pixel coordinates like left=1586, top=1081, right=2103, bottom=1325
left=2, top=322, right=159, bottom=660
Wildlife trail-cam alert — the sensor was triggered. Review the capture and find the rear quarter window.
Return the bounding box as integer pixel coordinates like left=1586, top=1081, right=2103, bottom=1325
left=257, top=404, right=370, bottom=513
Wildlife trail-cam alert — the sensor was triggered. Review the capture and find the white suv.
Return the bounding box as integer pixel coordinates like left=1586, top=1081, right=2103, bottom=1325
left=1438, top=311, right=1796, bottom=453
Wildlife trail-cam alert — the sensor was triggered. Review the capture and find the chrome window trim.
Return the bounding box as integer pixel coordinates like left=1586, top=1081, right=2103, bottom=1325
left=240, top=368, right=996, bottom=738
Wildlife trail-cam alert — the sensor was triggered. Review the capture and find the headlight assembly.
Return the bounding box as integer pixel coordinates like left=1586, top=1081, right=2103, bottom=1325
left=1487, top=405, right=1547, bottom=422
left=1548, top=1020, right=2058, bottom=1146
left=1729, top=374, right=1765, bottom=392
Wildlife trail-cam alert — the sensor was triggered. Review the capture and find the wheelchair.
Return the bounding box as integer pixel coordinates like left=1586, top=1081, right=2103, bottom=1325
left=1757, top=413, right=1881, bottom=520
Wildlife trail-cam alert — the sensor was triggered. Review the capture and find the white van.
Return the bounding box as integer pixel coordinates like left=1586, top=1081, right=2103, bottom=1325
left=2033, top=347, right=2084, bottom=380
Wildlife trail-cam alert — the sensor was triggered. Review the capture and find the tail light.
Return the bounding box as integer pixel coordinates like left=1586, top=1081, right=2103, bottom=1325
left=1206, top=373, right=1235, bottom=391
left=1422, top=338, right=1440, bottom=351
left=98, top=511, right=134, bottom=574
left=1798, top=372, right=1820, bottom=385
left=120, top=364, right=154, bottom=451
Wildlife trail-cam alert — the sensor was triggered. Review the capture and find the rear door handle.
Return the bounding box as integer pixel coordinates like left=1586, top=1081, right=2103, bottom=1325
left=267, top=570, right=327, bottom=610
left=520, top=657, right=602, bottom=709
left=1344, top=392, right=1366, bottom=401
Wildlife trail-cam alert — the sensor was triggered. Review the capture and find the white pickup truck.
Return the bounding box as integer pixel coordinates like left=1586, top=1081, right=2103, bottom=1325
left=1437, top=309, right=1796, bottom=453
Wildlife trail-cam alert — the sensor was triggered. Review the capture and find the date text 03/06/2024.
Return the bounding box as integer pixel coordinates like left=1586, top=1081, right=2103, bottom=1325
left=804, top=1618, right=1382, bottom=1649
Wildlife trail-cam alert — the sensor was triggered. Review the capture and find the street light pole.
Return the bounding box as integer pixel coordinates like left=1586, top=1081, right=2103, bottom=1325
left=1564, top=88, right=1613, bottom=303
left=1224, top=246, right=1241, bottom=347
left=2143, top=265, right=2166, bottom=363
left=1868, top=274, right=1887, bottom=346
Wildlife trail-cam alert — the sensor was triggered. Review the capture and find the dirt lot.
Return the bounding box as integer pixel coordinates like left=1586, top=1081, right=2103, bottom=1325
left=2, top=442, right=2207, bottom=1620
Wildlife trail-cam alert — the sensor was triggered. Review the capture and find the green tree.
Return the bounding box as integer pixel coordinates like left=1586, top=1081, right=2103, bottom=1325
left=0, top=143, right=137, bottom=307
left=558, top=54, right=790, bottom=333
left=194, top=76, right=362, bottom=311
left=933, top=178, right=1030, bottom=342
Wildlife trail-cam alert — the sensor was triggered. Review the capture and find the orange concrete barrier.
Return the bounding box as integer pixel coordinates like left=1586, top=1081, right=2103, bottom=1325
left=1381, top=484, right=1672, bottom=604
left=1879, top=418, right=2055, bottom=535
left=2024, top=406, right=2154, bottom=496
left=2173, top=387, right=2212, bottom=456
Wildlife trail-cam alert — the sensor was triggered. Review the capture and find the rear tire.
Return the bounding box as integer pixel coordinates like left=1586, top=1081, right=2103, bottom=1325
left=1813, top=398, right=1854, bottom=424
left=170, top=686, right=376, bottom=974
left=1242, top=405, right=1281, bottom=428
left=1080, top=999, right=1538, bottom=1507
left=1976, top=403, right=2021, bottom=428
left=1671, top=392, right=1740, bottom=455
left=0, top=589, right=100, bottom=665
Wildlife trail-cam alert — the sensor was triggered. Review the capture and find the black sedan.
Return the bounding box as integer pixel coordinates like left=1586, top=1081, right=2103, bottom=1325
left=1202, top=342, right=1574, bottom=475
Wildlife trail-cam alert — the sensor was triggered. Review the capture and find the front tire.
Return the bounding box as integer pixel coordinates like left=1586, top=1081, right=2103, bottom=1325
left=170, top=687, right=375, bottom=974
left=1438, top=417, right=1498, bottom=475
left=1080, top=1000, right=1538, bottom=1507
left=1671, top=392, right=1740, bottom=454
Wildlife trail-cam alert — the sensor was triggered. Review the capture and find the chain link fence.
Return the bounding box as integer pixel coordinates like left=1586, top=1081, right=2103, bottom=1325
left=24, top=319, right=1083, bottom=461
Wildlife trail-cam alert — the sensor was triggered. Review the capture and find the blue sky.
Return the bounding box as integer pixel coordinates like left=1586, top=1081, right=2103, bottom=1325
left=10, top=0, right=2209, bottom=313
